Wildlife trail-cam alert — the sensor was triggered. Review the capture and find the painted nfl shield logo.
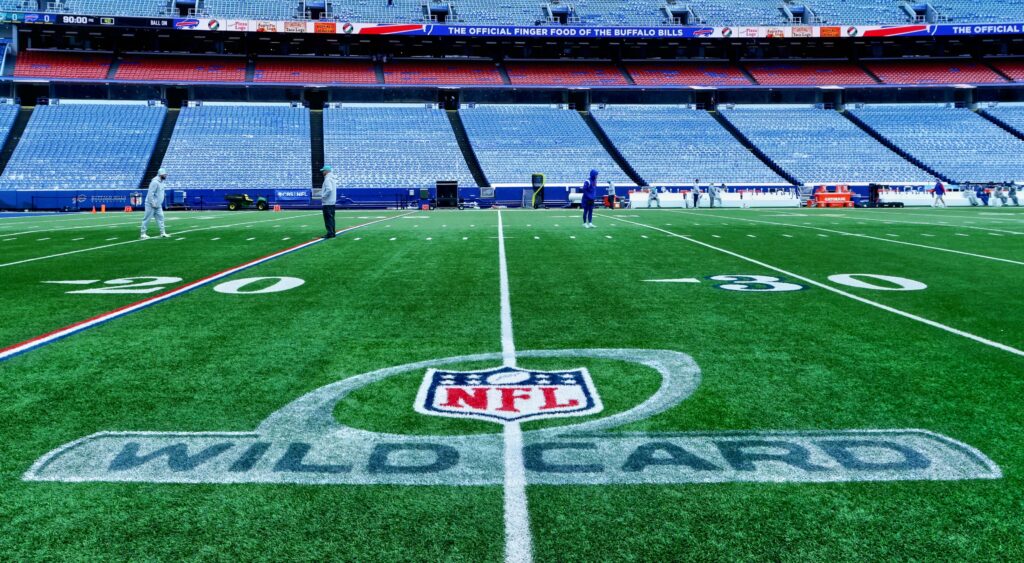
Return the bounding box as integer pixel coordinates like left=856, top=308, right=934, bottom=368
left=415, top=366, right=603, bottom=424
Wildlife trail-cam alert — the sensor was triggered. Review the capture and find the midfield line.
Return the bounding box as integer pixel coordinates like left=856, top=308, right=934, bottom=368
left=0, top=212, right=319, bottom=269
left=0, top=212, right=413, bottom=362
left=709, top=213, right=1024, bottom=266
left=497, top=210, right=533, bottom=563
left=601, top=214, right=1024, bottom=358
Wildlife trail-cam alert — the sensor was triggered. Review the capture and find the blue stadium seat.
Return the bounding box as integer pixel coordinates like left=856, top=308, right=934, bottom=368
left=718, top=104, right=934, bottom=184
left=0, top=100, right=20, bottom=156
left=805, top=0, right=911, bottom=24
left=983, top=103, right=1024, bottom=137
left=591, top=105, right=785, bottom=185
left=460, top=104, right=631, bottom=186
left=323, top=104, right=475, bottom=189
left=0, top=101, right=164, bottom=190
left=160, top=102, right=311, bottom=190
left=848, top=103, right=1024, bottom=183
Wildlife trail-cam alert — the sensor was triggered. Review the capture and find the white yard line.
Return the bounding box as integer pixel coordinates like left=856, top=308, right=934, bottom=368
left=834, top=213, right=1024, bottom=235
left=0, top=213, right=321, bottom=269
left=712, top=214, right=1024, bottom=267
left=0, top=212, right=414, bottom=362
left=604, top=214, right=1024, bottom=358
left=0, top=218, right=142, bottom=237
left=496, top=210, right=533, bottom=563
left=858, top=210, right=1024, bottom=224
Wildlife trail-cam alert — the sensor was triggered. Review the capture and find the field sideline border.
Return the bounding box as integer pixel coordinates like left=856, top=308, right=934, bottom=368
left=0, top=212, right=413, bottom=363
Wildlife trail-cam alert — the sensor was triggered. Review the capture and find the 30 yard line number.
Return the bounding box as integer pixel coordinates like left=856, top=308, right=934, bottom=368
left=44, top=276, right=306, bottom=295
left=644, top=273, right=928, bottom=292
left=709, top=274, right=927, bottom=292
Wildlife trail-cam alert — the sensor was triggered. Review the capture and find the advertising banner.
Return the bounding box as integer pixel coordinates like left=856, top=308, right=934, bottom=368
left=10, top=13, right=1024, bottom=40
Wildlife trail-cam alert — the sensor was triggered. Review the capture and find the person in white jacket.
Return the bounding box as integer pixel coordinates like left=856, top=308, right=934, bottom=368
left=320, top=165, right=339, bottom=238
left=140, top=168, right=170, bottom=240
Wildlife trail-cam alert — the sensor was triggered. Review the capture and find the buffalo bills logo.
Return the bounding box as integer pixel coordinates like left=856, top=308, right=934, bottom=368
left=175, top=18, right=200, bottom=29
left=415, top=366, right=602, bottom=424
left=692, top=28, right=714, bottom=37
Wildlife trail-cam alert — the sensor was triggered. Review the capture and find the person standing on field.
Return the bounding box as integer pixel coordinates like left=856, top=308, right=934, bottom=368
left=140, top=168, right=170, bottom=240
left=709, top=183, right=724, bottom=208
left=647, top=185, right=661, bottom=208
left=932, top=180, right=946, bottom=208
left=692, top=179, right=702, bottom=209
left=582, top=169, right=598, bottom=228
left=321, top=165, right=339, bottom=238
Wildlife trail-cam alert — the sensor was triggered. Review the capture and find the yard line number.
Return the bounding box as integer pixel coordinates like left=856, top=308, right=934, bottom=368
left=708, top=274, right=926, bottom=292
left=46, top=276, right=306, bottom=295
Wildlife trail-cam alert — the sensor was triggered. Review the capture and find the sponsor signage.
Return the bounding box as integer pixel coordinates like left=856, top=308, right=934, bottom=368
left=10, top=13, right=1024, bottom=39
left=274, top=189, right=310, bottom=201
left=174, top=18, right=200, bottom=29
left=314, top=21, right=337, bottom=34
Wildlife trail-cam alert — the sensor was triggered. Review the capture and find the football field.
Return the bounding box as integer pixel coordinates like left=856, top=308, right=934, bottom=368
left=1, top=206, right=1023, bottom=560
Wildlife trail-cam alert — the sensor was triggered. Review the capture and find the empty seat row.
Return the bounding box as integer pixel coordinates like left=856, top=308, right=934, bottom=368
left=0, top=102, right=165, bottom=190
left=592, top=105, right=785, bottom=185
left=12, top=52, right=1024, bottom=86
left=460, top=104, right=632, bottom=186
left=323, top=104, right=476, bottom=189
left=159, top=103, right=311, bottom=190
left=848, top=104, right=1024, bottom=183
left=719, top=104, right=934, bottom=184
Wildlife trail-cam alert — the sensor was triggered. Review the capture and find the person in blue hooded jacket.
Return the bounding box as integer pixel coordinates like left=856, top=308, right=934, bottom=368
left=582, top=169, right=598, bottom=228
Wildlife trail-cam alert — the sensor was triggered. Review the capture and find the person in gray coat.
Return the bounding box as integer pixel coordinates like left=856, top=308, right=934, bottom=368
left=709, top=183, right=724, bottom=208
left=963, top=184, right=980, bottom=206
left=140, top=168, right=170, bottom=239
left=321, top=165, right=339, bottom=238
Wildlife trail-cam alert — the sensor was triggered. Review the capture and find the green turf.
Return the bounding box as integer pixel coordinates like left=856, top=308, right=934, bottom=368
left=1, top=207, right=1023, bottom=560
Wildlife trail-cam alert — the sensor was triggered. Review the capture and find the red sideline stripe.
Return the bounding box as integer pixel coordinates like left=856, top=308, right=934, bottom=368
left=863, top=25, right=928, bottom=37
left=0, top=237, right=322, bottom=359
left=358, top=24, right=425, bottom=35
left=0, top=212, right=412, bottom=361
